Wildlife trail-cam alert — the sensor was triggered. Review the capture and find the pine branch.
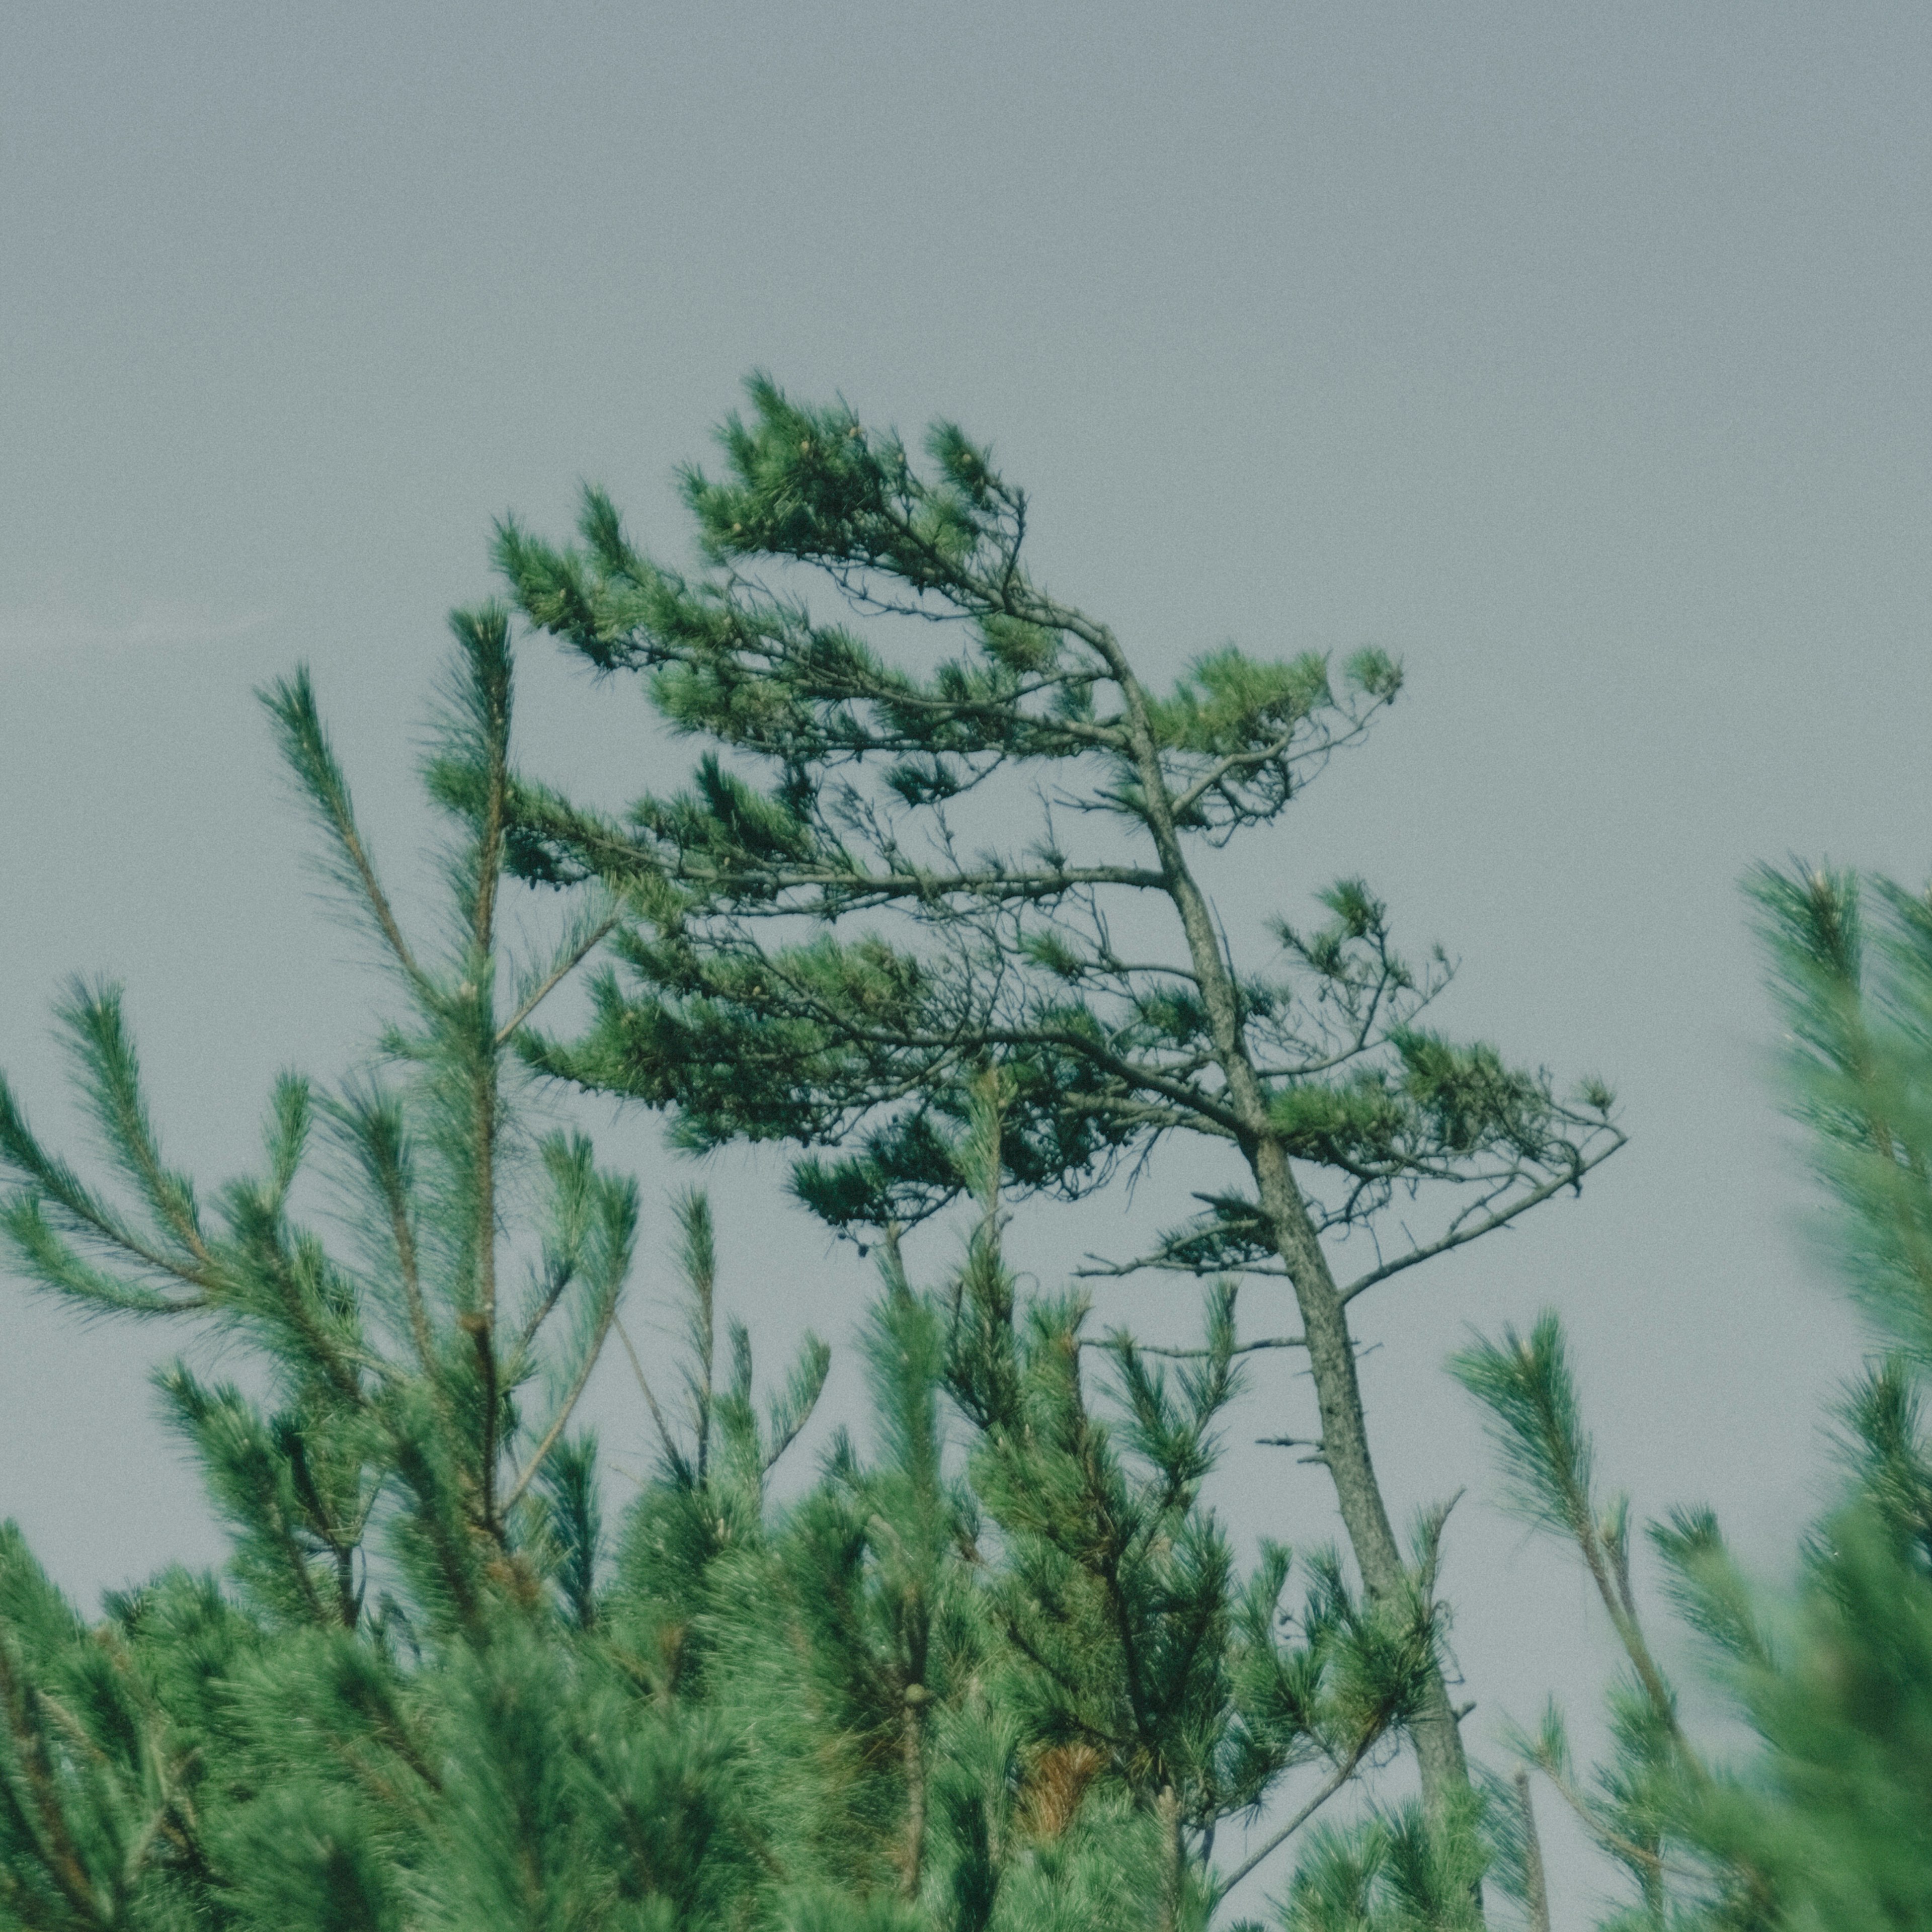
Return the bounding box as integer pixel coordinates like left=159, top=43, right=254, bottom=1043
left=0, top=1631, right=107, bottom=1929
left=261, top=667, right=430, bottom=991
left=504, top=1280, right=617, bottom=1513
left=613, top=1313, right=680, bottom=1471
left=496, top=909, right=621, bottom=1046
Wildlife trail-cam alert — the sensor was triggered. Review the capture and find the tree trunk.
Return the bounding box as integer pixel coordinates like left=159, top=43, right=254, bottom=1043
left=1515, top=1769, right=1551, bottom=1932
left=1102, top=638, right=1478, bottom=1836
left=1251, top=1139, right=1473, bottom=1817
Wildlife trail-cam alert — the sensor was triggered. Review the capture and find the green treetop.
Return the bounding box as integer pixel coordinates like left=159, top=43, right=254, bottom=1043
left=0, top=610, right=746, bottom=1930
left=495, top=375, right=1626, bottom=1820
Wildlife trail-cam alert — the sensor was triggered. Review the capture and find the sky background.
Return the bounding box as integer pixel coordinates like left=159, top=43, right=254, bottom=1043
left=3, top=4, right=1928, bottom=1921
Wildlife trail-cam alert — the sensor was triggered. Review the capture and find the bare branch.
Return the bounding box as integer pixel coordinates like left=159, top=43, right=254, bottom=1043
left=1212, top=1741, right=1374, bottom=1899
left=1089, top=1330, right=1305, bottom=1361
left=1339, top=1129, right=1626, bottom=1305
left=497, top=912, right=620, bottom=1046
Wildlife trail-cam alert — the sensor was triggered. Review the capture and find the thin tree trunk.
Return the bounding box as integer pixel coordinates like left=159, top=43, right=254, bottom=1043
left=1251, top=1140, right=1472, bottom=1813
left=1516, top=1769, right=1551, bottom=1932
left=1083, top=620, right=1479, bottom=1841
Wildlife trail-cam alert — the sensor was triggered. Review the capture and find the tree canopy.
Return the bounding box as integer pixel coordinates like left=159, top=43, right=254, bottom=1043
left=494, top=376, right=1625, bottom=1819
left=0, top=380, right=1922, bottom=1932
left=0, top=611, right=1447, bottom=1931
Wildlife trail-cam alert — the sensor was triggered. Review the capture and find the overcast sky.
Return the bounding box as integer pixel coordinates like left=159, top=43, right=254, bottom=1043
left=4, top=4, right=1928, bottom=1921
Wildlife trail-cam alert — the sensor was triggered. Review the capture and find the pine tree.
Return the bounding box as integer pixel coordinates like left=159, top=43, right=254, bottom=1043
left=1449, top=1314, right=1715, bottom=1929
left=1445, top=861, right=1932, bottom=1930
left=598, top=1077, right=1448, bottom=1928
left=0, top=611, right=1466, bottom=1932
left=1700, top=861, right=1932, bottom=1931
left=0, top=612, right=771, bottom=1930
left=493, top=375, right=1626, bottom=1824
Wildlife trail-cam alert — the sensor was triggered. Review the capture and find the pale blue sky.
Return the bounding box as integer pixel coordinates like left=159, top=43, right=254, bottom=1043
left=4, top=4, right=1928, bottom=1919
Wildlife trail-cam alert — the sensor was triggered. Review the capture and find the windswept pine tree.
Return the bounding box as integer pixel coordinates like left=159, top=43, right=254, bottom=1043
left=493, top=375, right=1627, bottom=1823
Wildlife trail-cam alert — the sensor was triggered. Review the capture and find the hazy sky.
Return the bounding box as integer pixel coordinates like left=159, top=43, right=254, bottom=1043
left=4, top=4, right=1928, bottom=1920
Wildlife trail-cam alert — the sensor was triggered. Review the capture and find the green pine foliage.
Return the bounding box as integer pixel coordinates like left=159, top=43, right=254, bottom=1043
left=936, top=1082, right=1444, bottom=1928
left=493, top=375, right=1626, bottom=1828
left=1444, top=861, right=1932, bottom=1930
left=22, top=390, right=1932, bottom=1928
left=0, top=611, right=752, bottom=1931
left=491, top=377, right=1618, bottom=1270
left=1694, top=861, right=1932, bottom=1931
left=0, top=622, right=1473, bottom=1930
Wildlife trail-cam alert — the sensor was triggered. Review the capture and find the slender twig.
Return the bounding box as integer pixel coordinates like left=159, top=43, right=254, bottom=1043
left=504, top=1281, right=620, bottom=1512
left=496, top=912, right=620, bottom=1046
left=1213, top=1744, right=1372, bottom=1899
left=1088, top=1332, right=1306, bottom=1360
left=1339, top=1132, right=1627, bottom=1304
left=513, top=1260, right=578, bottom=1360
left=1531, top=1753, right=1704, bottom=1883
left=368, top=1150, right=437, bottom=1383
left=613, top=1313, right=681, bottom=1468
left=329, top=803, right=429, bottom=991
